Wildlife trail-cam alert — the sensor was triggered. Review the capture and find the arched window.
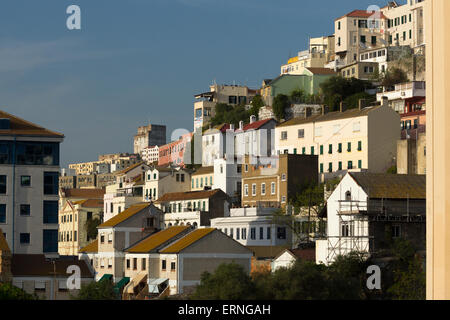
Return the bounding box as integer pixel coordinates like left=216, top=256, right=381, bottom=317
left=193, top=222, right=198, bottom=228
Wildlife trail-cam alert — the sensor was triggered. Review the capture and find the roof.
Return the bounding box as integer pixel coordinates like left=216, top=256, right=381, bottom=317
left=160, top=228, right=215, bottom=253
left=336, top=9, right=387, bottom=21
left=282, top=248, right=316, bottom=262
left=305, top=67, right=337, bottom=75
left=349, top=172, right=426, bottom=199
left=126, top=226, right=190, bottom=253
left=98, top=203, right=150, bottom=228
left=11, top=255, right=93, bottom=277
left=277, top=106, right=381, bottom=128
left=247, top=246, right=287, bottom=259
left=192, top=166, right=214, bottom=176
left=79, top=240, right=98, bottom=253
left=116, top=161, right=145, bottom=176
left=61, top=188, right=105, bottom=199
left=0, top=228, right=10, bottom=252
left=204, top=123, right=231, bottom=135
left=73, top=199, right=104, bottom=208
left=155, top=189, right=226, bottom=203
left=242, top=119, right=276, bottom=131
left=0, top=110, right=64, bottom=138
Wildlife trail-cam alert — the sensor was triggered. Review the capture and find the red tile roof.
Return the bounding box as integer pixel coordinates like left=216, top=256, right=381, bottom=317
left=305, top=67, right=337, bottom=75
left=336, top=9, right=387, bottom=21
left=242, top=119, right=276, bottom=131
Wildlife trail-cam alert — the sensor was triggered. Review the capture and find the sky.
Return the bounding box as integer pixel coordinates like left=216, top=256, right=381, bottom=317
left=0, top=0, right=394, bottom=167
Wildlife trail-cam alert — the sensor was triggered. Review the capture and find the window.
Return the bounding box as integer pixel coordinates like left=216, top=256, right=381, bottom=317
left=328, top=163, right=333, bottom=173
left=337, top=21, right=341, bottom=30
left=281, top=131, right=288, bottom=140
left=338, top=143, right=342, bottom=153
left=244, top=184, right=248, bottom=196
left=320, top=163, right=323, bottom=173
left=277, top=227, right=286, bottom=240
left=281, top=196, right=286, bottom=203
left=293, top=148, right=297, bottom=155
left=261, top=183, right=266, bottom=195
left=16, top=142, right=59, bottom=166
left=21, top=176, right=31, bottom=187
left=171, top=262, right=176, bottom=271
left=360, top=35, right=366, bottom=44
left=328, top=144, right=333, bottom=154
left=237, top=165, right=242, bottom=173
left=0, top=176, right=6, bottom=194
left=259, top=227, right=264, bottom=240
left=35, top=281, right=46, bottom=292
left=320, top=145, right=323, bottom=155
left=301, top=147, right=305, bottom=155
left=298, top=129, right=304, bottom=138
left=100, top=234, right=105, bottom=243
left=133, top=258, right=137, bottom=270
left=250, top=228, right=256, bottom=240
left=108, top=233, right=112, bottom=243
left=348, top=161, right=353, bottom=170
left=230, top=228, right=234, bottom=238
left=311, top=146, right=315, bottom=155
left=341, top=223, right=352, bottom=237
left=271, top=182, right=276, bottom=195
left=108, top=258, right=113, bottom=269
left=371, top=36, right=377, bottom=45
left=0, top=205, right=6, bottom=223
left=43, top=172, right=58, bottom=195
left=43, top=201, right=58, bottom=224
left=267, top=227, right=271, bottom=239
left=74, top=231, right=77, bottom=241
left=242, top=228, right=246, bottom=240
left=392, top=225, right=401, bottom=238
left=358, top=141, right=362, bottom=151
left=162, top=260, right=166, bottom=270
left=245, top=164, right=248, bottom=172
left=281, top=174, right=286, bottom=181
left=358, top=160, right=362, bottom=169
left=142, top=258, right=146, bottom=270
left=20, top=204, right=30, bottom=216
left=252, top=184, right=256, bottom=196
left=347, top=142, right=352, bottom=152
left=236, top=228, right=240, bottom=240
left=338, top=162, right=342, bottom=171
left=20, top=233, right=30, bottom=244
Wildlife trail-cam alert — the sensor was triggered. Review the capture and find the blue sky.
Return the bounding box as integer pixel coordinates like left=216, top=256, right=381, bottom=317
left=0, top=0, right=393, bottom=167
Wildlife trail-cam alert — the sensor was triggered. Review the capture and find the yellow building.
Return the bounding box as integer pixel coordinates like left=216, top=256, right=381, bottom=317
left=191, top=166, right=214, bottom=191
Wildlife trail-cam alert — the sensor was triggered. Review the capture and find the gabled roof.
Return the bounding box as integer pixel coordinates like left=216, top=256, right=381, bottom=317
left=305, top=67, right=337, bottom=75
left=155, top=189, right=226, bottom=203
left=275, top=248, right=316, bottom=262
left=126, top=226, right=190, bottom=253
left=11, top=255, right=93, bottom=277
left=0, top=228, right=10, bottom=252
left=192, top=166, right=214, bottom=176
left=116, top=161, right=146, bottom=176
left=204, top=124, right=230, bottom=135
left=73, top=199, right=104, bottom=208
left=242, top=119, right=276, bottom=131
left=349, top=172, right=426, bottom=199
left=98, top=203, right=150, bottom=228
left=61, top=188, right=105, bottom=199
left=0, top=110, right=64, bottom=138
left=160, top=228, right=216, bottom=253
left=79, top=240, right=98, bottom=253
left=336, top=9, right=387, bottom=21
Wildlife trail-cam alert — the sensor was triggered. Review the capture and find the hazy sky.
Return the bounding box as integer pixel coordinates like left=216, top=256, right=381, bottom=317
left=0, top=0, right=392, bottom=167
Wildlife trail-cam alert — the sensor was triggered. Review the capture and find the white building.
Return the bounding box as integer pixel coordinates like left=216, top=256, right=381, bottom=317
left=141, top=146, right=159, bottom=164
left=210, top=207, right=291, bottom=247
left=143, top=166, right=191, bottom=202
left=202, top=124, right=230, bottom=167
left=377, top=81, right=426, bottom=113
left=0, top=110, right=64, bottom=254
left=212, top=158, right=242, bottom=202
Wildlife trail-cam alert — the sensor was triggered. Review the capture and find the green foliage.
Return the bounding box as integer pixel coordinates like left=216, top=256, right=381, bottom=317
left=85, top=217, right=101, bottom=241
left=387, top=254, right=426, bottom=300
left=73, top=280, right=117, bottom=300
left=386, top=165, right=397, bottom=174
left=343, top=92, right=376, bottom=110
left=210, top=103, right=251, bottom=128
left=290, top=88, right=306, bottom=104
left=319, top=76, right=372, bottom=111
left=0, top=283, right=37, bottom=300
left=249, top=94, right=264, bottom=116
left=381, top=67, right=408, bottom=88
left=272, top=94, right=290, bottom=120
left=191, top=263, right=256, bottom=300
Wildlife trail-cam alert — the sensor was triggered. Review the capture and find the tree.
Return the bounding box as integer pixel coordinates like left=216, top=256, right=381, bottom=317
left=320, top=76, right=372, bottom=111
left=343, top=92, right=376, bottom=110
left=272, top=94, right=290, bottom=120
left=73, top=279, right=117, bottom=300
left=249, top=94, right=264, bottom=116
left=387, top=254, right=425, bottom=300
left=85, top=217, right=101, bottom=241
left=190, top=263, right=256, bottom=300
left=381, top=67, right=408, bottom=88
left=386, top=165, right=397, bottom=174
left=0, top=283, right=37, bottom=300
left=290, top=88, right=306, bottom=104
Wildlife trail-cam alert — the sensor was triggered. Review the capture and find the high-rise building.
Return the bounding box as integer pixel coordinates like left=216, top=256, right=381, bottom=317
left=133, top=124, right=166, bottom=155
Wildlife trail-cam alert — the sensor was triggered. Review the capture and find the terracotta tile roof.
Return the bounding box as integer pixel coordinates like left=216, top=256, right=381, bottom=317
left=0, top=110, right=64, bottom=138
left=160, top=228, right=215, bottom=253
left=192, top=166, right=214, bottom=176
left=98, top=203, right=150, bottom=228
left=116, top=161, right=146, bottom=176
left=11, top=255, right=93, bottom=277
left=75, top=199, right=104, bottom=208
left=0, top=229, right=10, bottom=252
left=79, top=240, right=98, bottom=253
left=247, top=246, right=287, bottom=259
left=126, top=226, right=190, bottom=253
left=242, top=119, right=276, bottom=131
left=155, top=189, right=226, bottom=203
left=61, top=188, right=105, bottom=199
left=288, top=248, right=315, bottom=261
left=276, top=106, right=381, bottom=128
left=336, top=9, right=387, bottom=21
left=305, top=67, right=337, bottom=75
left=349, top=172, right=426, bottom=199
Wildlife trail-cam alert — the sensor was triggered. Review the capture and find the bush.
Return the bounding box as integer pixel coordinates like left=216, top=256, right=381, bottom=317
left=0, top=283, right=37, bottom=300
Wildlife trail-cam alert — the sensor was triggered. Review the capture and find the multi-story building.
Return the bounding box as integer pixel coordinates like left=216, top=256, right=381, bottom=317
left=316, top=172, right=426, bottom=265
left=377, top=81, right=426, bottom=114
left=381, top=0, right=425, bottom=50
left=339, top=61, right=379, bottom=80
left=141, top=146, right=159, bottom=164
left=334, top=9, right=388, bottom=67
left=234, top=117, right=277, bottom=160
left=155, top=189, right=230, bottom=228
left=58, top=199, right=103, bottom=256
left=194, top=84, right=257, bottom=130
left=133, top=124, right=166, bottom=155
left=241, top=154, right=318, bottom=209
left=59, top=188, right=105, bottom=211
left=143, top=166, right=191, bottom=202
left=158, top=132, right=192, bottom=167
left=359, top=45, right=412, bottom=74
left=212, top=158, right=242, bottom=204
left=275, top=101, right=400, bottom=181
left=202, top=124, right=230, bottom=167
left=190, top=166, right=214, bottom=192
left=0, top=110, right=64, bottom=255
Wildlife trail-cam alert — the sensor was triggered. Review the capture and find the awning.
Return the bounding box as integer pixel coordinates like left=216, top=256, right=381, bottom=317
left=148, top=278, right=169, bottom=294
left=113, top=277, right=130, bottom=294
left=99, top=274, right=113, bottom=282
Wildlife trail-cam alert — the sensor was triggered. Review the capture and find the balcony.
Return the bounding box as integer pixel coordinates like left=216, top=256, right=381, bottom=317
left=377, top=81, right=426, bottom=102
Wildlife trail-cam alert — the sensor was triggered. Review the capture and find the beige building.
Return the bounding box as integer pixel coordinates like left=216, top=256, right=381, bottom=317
left=58, top=199, right=104, bottom=256
left=144, top=166, right=191, bottom=202
left=397, top=133, right=426, bottom=175
left=191, top=166, right=214, bottom=191
left=339, top=61, right=379, bottom=81
left=133, top=124, right=166, bottom=155
left=275, top=102, right=400, bottom=181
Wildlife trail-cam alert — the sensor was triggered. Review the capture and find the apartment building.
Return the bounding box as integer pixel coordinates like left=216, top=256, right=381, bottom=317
left=58, top=199, right=103, bottom=256
left=194, top=84, right=257, bottom=130
left=191, top=166, right=214, bottom=192
left=241, top=154, right=318, bottom=208
left=155, top=189, right=230, bottom=227
left=143, top=166, right=191, bottom=202
left=81, top=203, right=162, bottom=282
left=0, top=110, right=64, bottom=255
left=316, top=172, right=426, bottom=265
left=275, top=101, right=400, bottom=181
left=359, top=45, right=413, bottom=74
left=158, top=132, right=192, bottom=167
left=377, top=81, right=426, bottom=114
left=334, top=9, right=388, bottom=67
left=234, top=117, right=277, bottom=160
left=381, top=0, right=425, bottom=50
left=133, top=124, right=166, bottom=155
left=202, top=124, right=230, bottom=167
left=212, top=158, right=242, bottom=204
left=59, top=188, right=105, bottom=211
left=141, top=146, right=159, bottom=164
left=339, top=61, right=379, bottom=81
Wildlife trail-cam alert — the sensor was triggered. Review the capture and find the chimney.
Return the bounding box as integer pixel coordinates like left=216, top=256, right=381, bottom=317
left=382, top=96, right=389, bottom=108
left=358, top=99, right=365, bottom=111
left=239, top=121, right=244, bottom=130
left=250, top=115, right=256, bottom=124
left=305, top=107, right=312, bottom=118
left=339, top=101, right=345, bottom=113
left=230, top=123, right=235, bottom=131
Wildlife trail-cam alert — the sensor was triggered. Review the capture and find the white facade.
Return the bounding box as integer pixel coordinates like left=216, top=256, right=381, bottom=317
left=202, top=129, right=226, bottom=167
left=143, top=167, right=191, bottom=202
left=212, top=158, right=242, bottom=199
left=141, top=146, right=159, bottom=164
left=210, top=207, right=291, bottom=247
left=271, top=250, right=297, bottom=271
